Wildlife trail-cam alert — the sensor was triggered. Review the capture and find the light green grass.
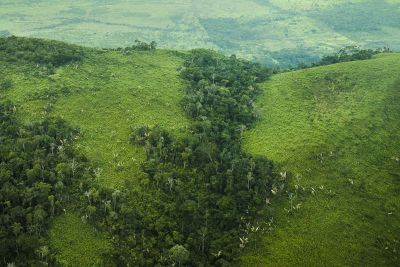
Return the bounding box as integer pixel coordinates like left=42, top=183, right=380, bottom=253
left=49, top=213, right=111, bottom=266
left=240, top=53, right=400, bottom=266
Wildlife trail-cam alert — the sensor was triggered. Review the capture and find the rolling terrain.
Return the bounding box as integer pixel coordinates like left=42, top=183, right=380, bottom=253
left=1, top=0, right=400, bottom=66
left=1, top=37, right=399, bottom=265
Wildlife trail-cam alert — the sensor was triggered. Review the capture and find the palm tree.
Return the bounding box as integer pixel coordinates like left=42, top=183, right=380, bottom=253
left=103, top=200, right=112, bottom=213
left=37, top=246, right=49, bottom=263
left=167, top=177, right=174, bottom=192
left=70, top=158, right=79, bottom=177
left=48, top=195, right=55, bottom=216
left=84, top=190, right=91, bottom=205
left=112, top=190, right=121, bottom=211
left=247, top=172, right=253, bottom=191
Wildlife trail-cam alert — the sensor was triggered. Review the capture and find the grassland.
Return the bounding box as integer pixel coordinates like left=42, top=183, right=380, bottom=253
left=1, top=46, right=189, bottom=265
left=49, top=213, right=111, bottom=266
left=1, top=0, right=400, bottom=66
left=240, top=53, right=400, bottom=266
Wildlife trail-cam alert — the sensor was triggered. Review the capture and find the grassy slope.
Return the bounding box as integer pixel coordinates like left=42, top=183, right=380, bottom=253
left=241, top=53, right=400, bottom=266
left=2, top=47, right=189, bottom=265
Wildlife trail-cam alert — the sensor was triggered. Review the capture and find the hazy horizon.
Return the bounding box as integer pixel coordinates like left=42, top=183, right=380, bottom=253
left=1, top=0, right=400, bottom=66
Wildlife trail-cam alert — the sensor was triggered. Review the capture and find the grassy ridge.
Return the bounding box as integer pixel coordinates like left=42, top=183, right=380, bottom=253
left=241, top=53, right=400, bottom=266
left=1, top=43, right=189, bottom=265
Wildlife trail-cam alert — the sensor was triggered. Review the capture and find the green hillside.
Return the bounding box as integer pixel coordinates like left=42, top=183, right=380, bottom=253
left=1, top=0, right=400, bottom=66
left=241, top=53, right=400, bottom=266
left=1, top=37, right=189, bottom=265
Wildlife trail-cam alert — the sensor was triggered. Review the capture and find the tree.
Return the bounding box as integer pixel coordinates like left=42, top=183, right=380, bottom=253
left=170, top=245, right=189, bottom=267
left=36, top=245, right=49, bottom=263
left=111, top=189, right=121, bottom=211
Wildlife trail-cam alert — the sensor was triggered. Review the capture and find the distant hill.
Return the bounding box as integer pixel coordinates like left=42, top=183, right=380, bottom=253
left=1, top=0, right=400, bottom=66
left=241, top=53, right=400, bottom=266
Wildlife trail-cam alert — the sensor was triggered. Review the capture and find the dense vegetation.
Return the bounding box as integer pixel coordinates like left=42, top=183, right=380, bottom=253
left=80, top=50, right=280, bottom=266
left=0, top=101, right=88, bottom=266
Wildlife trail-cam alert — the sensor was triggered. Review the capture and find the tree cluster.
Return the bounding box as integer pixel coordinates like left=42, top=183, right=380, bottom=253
left=116, top=40, right=157, bottom=53
left=0, top=101, right=89, bottom=266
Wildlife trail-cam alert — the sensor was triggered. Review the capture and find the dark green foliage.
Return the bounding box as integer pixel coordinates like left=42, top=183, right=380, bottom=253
left=83, top=50, right=279, bottom=266
left=0, top=36, right=85, bottom=68
left=0, top=101, right=88, bottom=266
